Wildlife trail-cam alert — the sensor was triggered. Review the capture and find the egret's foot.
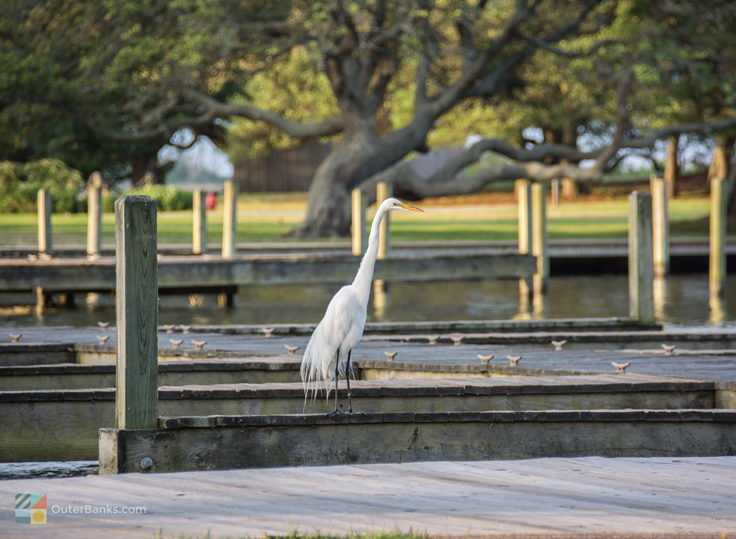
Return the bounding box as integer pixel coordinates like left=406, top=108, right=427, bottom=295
left=327, top=404, right=345, bottom=417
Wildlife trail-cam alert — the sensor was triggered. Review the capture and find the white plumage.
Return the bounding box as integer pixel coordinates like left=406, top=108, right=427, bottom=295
left=300, top=197, right=423, bottom=414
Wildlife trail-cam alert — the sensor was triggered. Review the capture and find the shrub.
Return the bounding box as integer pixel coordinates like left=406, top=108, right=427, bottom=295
left=0, top=159, right=85, bottom=213
left=103, top=185, right=193, bottom=212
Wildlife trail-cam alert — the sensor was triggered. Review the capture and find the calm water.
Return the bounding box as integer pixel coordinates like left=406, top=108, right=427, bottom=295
left=1, top=274, right=734, bottom=329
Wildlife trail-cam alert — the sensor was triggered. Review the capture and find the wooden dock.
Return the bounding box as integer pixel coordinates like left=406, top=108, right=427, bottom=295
left=1, top=456, right=735, bottom=537
left=2, top=237, right=734, bottom=304
left=2, top=324, right=735, bottom=463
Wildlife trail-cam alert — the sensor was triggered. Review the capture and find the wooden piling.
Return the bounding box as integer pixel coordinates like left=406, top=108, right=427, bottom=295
left=664, top=135, right=679, bottom=199
left=516, top=180, right=533, bottom=303
left=377, top=182, right=392, bottom=259
left=351, top=188, right=367, bottom=256
left=650, top=176, right=669, bottom=276
left=531, top=182, right=548, bottom=295
left=222, top=180, right=238, bottom=259
left=192, top=188, right=207, bottom=255
left=114, top=195, right=158, bottom=430
left=709, top=178, right=727, bottom=297
left=86, top=172, right=103, bottom=257
left=37, top=188, right=52, bottom=255
left=628, top=191, right=655, bottom=324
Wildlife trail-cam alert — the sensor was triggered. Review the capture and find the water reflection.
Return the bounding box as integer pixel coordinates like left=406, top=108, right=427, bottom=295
left=0, top=275, right=733, bottom=329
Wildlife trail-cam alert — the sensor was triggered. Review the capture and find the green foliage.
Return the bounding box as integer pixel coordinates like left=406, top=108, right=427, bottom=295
left=102, top=185, right=193, bottom=212
left=225, top=47, right=339, bottom=162
left=0, top=159, right=85, bottom=213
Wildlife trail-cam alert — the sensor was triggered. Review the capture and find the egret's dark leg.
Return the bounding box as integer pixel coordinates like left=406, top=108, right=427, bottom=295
left=346, top=350, right=353, bottom=413
left=327, top=354, right=341, bottom=416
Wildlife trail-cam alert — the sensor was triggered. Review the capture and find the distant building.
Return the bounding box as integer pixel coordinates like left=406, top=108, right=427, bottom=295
left=232, top=142, right=468, bottom=192
left=232, top=141, right=331, bottom=192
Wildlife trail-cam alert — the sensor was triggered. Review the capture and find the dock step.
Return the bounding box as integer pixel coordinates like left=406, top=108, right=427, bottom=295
left=101, top=409, right=736, bottom=473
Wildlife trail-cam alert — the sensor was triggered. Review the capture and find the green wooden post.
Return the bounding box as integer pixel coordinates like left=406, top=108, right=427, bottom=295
left=222, top=181, right=238, bottom=259
left=531, top=182, right=548, bottom=295
left=376, top=182, right=392, bottom=259
left=709, top=178, right=727, bottom=297
left=192, top=188, right=207, bottom=255
left=115, top=195, right=158, bottom=430
left=351, top=188, right=367, bottom=256
left=37, top=188, right=52, bottom=255
left=628, top=191, right=655, bottom=324
left=650, top=176, right=669, bottom=276
left=86, top=172, right=103, bottom=257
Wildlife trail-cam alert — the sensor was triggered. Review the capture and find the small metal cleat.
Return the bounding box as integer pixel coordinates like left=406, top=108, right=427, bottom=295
left=162, top=324, right=176, bottom=334
left=427, top=335, right=440, bottom=346
left=284, top=345, right=300, bottom=355
left=169, top=339, right=183, bottom=350
left=96, top=335, right=110, bottom=344
left=611, top=361, right=631, bottom=374
left=477, top=354, right=494, bottom=365
left=551, top=339, right=567, bottom=351
left=384, top=351, right=398, bottom=361
left=661, top=344, right=677, bottom=356
left=507, top=355, right=522, bottom=367
left=261, top=327, right=275, bottom=338
left=191, top=340, right=207, bottom=351
left=179, top=325, right=192, bottom=334
left=97, top=321, right=110, bottom=330
left=9, top=334, right=22, bottom=343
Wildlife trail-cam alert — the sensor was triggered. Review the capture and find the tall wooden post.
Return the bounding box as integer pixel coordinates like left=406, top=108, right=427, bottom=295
left=37, top=189, right=52, bottom=255
left=376, top=182, right=392, bottom=259
left=516, top=180, right=533, bottom=306
left=550, top=179, right=560, bottom=206
left=531, top=182, right=548, bottom=295
left=351, top=188, right=367, bottom=256
left=628, top=191, right=655, bottom=324
left=709, top=178, right=727, bottom=297
left=664, top=135, right=679, bottom=199
left=650, top=176, right=669, bottom=276
left=222, top=180, right=238, bottom=259
left=86, top=172, right=103, bottom=257
left=192, top=188, right=207, bottom=255
left=114, top=195, right=158, bottom=430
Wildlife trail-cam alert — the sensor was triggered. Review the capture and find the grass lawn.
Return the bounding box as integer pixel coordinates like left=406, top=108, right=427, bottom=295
left=0, top=192, right=716, bottom=247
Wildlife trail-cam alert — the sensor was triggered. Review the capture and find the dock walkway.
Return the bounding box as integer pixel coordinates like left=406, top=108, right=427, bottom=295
left=1, top=456, right=735, bottom=537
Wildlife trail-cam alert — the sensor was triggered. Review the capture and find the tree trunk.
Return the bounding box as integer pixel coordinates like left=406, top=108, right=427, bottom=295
left=291, top=149, right=354, bottom=237
left=131, top=151, right=174, bottom=187
left=291, top=116, right=431, bottom=237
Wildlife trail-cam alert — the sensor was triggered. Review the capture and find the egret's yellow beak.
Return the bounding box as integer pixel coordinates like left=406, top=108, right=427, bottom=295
left=397, top=201, right=424, bottom=212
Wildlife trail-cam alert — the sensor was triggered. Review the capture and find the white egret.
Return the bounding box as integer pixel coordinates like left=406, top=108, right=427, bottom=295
left=300, top=197, right=424, bottom=414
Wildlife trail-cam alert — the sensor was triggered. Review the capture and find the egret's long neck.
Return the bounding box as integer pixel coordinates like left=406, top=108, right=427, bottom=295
left=352, top=205, right=388, bottom=308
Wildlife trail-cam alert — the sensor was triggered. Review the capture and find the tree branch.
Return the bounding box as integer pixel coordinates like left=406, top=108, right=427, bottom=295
left=384, top=114, right=736, bottom=200
left=183, top=90, right=344, bottom=139
left=518, top=35, right=620, bottom=58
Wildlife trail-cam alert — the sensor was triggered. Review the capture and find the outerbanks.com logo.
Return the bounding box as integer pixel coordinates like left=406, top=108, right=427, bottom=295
left=15, top=493, right=46, bottom=524
left=15, top=493, right=147, bottom=524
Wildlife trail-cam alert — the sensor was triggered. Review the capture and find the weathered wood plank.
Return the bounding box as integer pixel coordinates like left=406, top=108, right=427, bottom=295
left=115, top=196, right=158, bottom=430
left=710, top=177, right=727, bottom=296
left=351, top=187, right=367, bottom=256
left=3, top=457, right=736, bottom=537
left=221, top=180, right=237, bottom=258
left=86, top=172, right=103, bottom=257
left=36, top=188, right=52, bottom=255
left=98, top=409, right=736, bottom=473
left=628, top=191, right=655, bottom=323
left=192, top=188, right=207, bottom=255
left=377, top=181, right=391, bottom=259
